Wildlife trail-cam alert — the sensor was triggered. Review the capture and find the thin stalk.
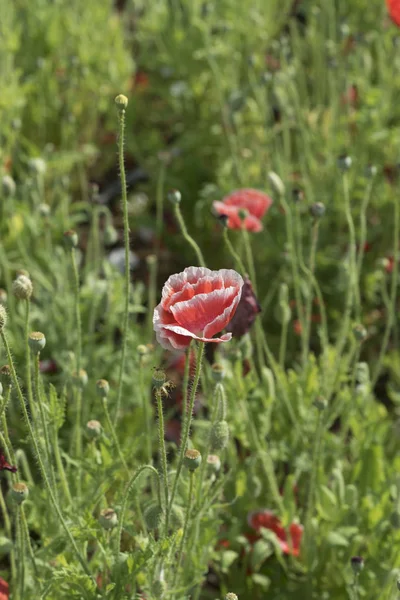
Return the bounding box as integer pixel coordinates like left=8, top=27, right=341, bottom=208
left=139, top=357, right=153, bottom=468
left=173, top=471, right=194, bottom=586
left=24, top=301, right=34, bottom=416
left=0, top=331, right=94, bottom=583
left=146, top=255, right=157, bottom=339
left=53, top=427, right=73, bottom=504
left=173, top=203, right=206, bottom=267
left=155, top=161, right=166, bottom=257
left=114, top=102, right=130, bottom=425
left=20, top=507, right=38, bottom=578
left=70, top=247, right=83, bottom=460
left=0, top=487, right=16, bottom=582
left=34, top=354, right=56, bottom=488
left=16, top=507, right=25, bottom=599
left=304, top=410, right=323, bottom=541
left=168, top=342, right=204, bottom=520
left=155, top=388, right=169, bottom=535
left=303, top=220, right=320, bottom=355
left=223, top=228, right=246, bottom=274
left=102, top=398, right=129, bottom=475
left=279, top=317, right=289, bottom=368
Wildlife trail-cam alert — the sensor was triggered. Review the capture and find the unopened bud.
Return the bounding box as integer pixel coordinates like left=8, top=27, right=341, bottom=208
left=0, top=289, right=7, bottom=305
left=210, top=421, right=230, bottom=451
left=29, top=157, right=46, bottom=175
left=0, top=365, right=11, bottom=384
left=28, top=332, right=46, bottom=354
left=144, top=504, right=163, bottom=530
left=38, top=203, right=51, bottom=217
left=115, top=94, right=128, bottom=110
left=12, top=275, right=33, bottom=300
left=353, top=324, right=367, bottom=342
left=63, top=230, right=78, bottom=249
left=167, top=189, right=181, bottom=205
left=152, top=579, right=167, bottom=599
left=207, top=454, right=221, bottom=474
left=11, top=483, right=29, bottom=505
left=137, top=344, right=149, bottom=357
left=313, top=396, right=327, bottom=411
left=152, top=369, right=166, bottom=389
left=226, top=593, right=238, bottom=600
left=99, top=508, right=118, bottom=530
left=184, top=448, right=202, bottom=471
left=338, top=154, right=352, bottom=171
left=96, top=379, right=109, bottom=398
left=2, top=175, right=16, bottom=198
left=310, top=202, right=325, bottom=219
left=86, top=420, right=102, bottom=439
left=268, top=171, right=285, bottom=196
left=365, top=164, right=377, bottom=178
left=104, top=224, right=118, bottom=246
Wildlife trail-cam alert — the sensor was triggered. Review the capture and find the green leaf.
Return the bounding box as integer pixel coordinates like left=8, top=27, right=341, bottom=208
left=326, top=531, right=349, bottom=547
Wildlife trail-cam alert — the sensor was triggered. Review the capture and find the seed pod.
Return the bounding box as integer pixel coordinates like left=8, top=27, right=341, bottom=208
left=11, top=483, right=29, bottom=505
left=0, top=306, right=7, bottom=331
left=309, top=202, right=325, bottom=219
left=28, top=332, right=46, bottom=354
left=115, top=94, right=128, bottom=110
left=210, top=421, right=229, bottom=451
left=183, top=448, right=202, bottom=472
left=152, top=369, right=166, bottom=389
left=72, top=369, right=88, bottom=388
left=207, top=454, right=221, bottom=475
left=211, top=363, right=225, bottom=382
left=350, top=556, right=364, bottom=574
left=63, top=230, right=78, bottom=249
left=99, top=508, right=118, bottom=530
left=167, top=189, right=181, bottom=205
left=12, top=275, right=33, bottom=300
left=86, top=420, right=102, bottom=439
left=96, top=379, right=109, bottom=398
left=352, top=324, right=367, bottom=342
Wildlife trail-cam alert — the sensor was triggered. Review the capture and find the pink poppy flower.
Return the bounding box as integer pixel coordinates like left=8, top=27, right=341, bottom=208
left=213, top=189, right=273, bottom=232
left=248, top=510, right=303, bottom=556
left=153, top=267, right=244, bottom=351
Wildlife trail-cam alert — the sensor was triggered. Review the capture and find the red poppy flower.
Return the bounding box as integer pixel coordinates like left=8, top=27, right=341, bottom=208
left=226, top=276, right=261, bottom=337
left=213, top=189, right=273, bottom=232
left=248, top=510, right=303, bottom=556
left=0, top=451, right=17, bottom=473
left=153, top=267, right=244, bottom=351
left=387, top=0, right=400, bottom=26
left=0, top=578, right=8, bottom=600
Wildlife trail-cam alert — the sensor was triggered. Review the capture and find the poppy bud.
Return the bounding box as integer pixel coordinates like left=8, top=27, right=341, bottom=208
left=0, top=306, right=7, bottom=331
left=0, top=365, right=11, bottom=385
left=144, top=504, right=163, bottom=530
left=0, top=289, right=7, bottom=305
left=115, top=94, right=128, bottom=110
left=104, top=224, right=119, bottom=246
left=2, top=175, right=16, bottom=198
left=207, top=454, right=221, bottom=474
left=28, top=331, right=46, bottom=354
left=211, top=363, right=225, bottom=382
left=99, top=508, right=118, bottom=530
left=137, top=344, right=149, bottom=357
left=210, top=421, right=229, bottom=451
left=338, top=154, right=352, bottom=171
left=365, top=164, right=377, bottom=178
left=292, top=187, right=304, bottom=203
left=86, top=420, right=102, bottom=439
left=350, top=556, right=364, bottom=574
left=63, top=230, right=78, bottom=249
left=170, top=504, right=184, bottom=528
left=12, top=275, right=33, bottom=300
left=72, top=369, right=88, bottom=388
left=226, top=594, right=239, bottom=600
left=96, top=379, right=109, bottom=397
left=167, top=189, right=181, bottom=205
left=184, top=449, right=202, bottom=471
left=352, top=324, right=367, bottom=342
left=268, top=171, right=285, bottom=197
left=11, top=483, right=29, bottom=505
left=152, top=369, right=166, bottom=389
left=309, top=202, right=325, bottom=219
left=313, top=396, right=327, bottom=411
left=237, top=208, right=248, bottom=221
left=38, top=203, right=51, bottom=217
left=28, top=157, right=47, bottom=175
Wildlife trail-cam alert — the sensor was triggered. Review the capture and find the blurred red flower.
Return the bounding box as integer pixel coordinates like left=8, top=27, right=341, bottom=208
left=226, top=276, right=261, bottom=337
left=248, top=510, right=303, bottom=556
left=213, top=189, right=273, bottom=232
left=0, top=578, right=8, bottom=600
left=153, top=267, right=243, bottom=350
left=0, top=451, right=17, bottom=473
left=387, top=0, right=400, bottom=25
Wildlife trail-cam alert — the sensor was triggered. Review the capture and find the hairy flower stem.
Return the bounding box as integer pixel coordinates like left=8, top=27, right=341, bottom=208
left=304, top=411, right=323, bottom=550
left=146, top=255, right=157, bottom=339
left=173, top=203, right=206, bottom=267
left=173, top=471, right=194, bottom=586
left=102, top=398, right=129, bottom=475
left=24, top=300, right=34, bottom=416
left=168, top=342, right=204, bottom=521
left=34, top=355, right=56, bottom=484
left=0, top=331, right=95, bottom=583
left=0, top=487, right=15, bottom=582
left=20, top=507, right=38, bottom=578
left=155, top=388, right=170, bottom=535
left=16, top=507, right=25, bottom=599
left=114, top=103, right=130, bottom=426
left=223, top=228, right=246, bottom=274
left=303, top=220, right=320, bottom=356
left=139, top=357, right=153, bottom=468
left=70, top=247, right=83, bottom=461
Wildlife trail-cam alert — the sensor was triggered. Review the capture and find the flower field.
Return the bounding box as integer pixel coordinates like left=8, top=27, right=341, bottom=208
left=1, top=0, right=400, bottom=599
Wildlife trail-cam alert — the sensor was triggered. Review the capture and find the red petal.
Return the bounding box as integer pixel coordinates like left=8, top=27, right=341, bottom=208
left=388, top=0, right=400, bottom=26
left=0, top=578, right=9, bottom=600
left=170, top=287, right=240, bottom=334
left=221, top=189, right=273, bottom=219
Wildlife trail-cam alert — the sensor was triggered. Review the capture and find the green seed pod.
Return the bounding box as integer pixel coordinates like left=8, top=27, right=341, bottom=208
left=313, top=396, right=327, bottom=411
left=28, top=331, right=46, bottom=354
left=38, top=203, right=51, bottom=217
left=184, top=449, right=202, bottom=472
left=29, top=157, right=47, bottom=175
left=137, top=344, right=149, bottom=357
left=152, top=579, right=167, bottom=599
left=0, top=365, right=11, bottom=385
left=152, top=369, right=166, bottom=389
left=12, top=275, right=33, bottom=300
left=0, top=306, right=7, bottom=331
left=226, top=593, right=239, bottom=600
left=86, top=420, right=102, bottom=439
left=210, top=421, right=229, bottom=451
left=11, top=483, right=29, bottom=505
left=99, top=508, right=118, bottom=530
left=352, top=324, right=367, bottom=342
left=350, top=556, right=364, bottom=574
left=63, top=229, right=78, bottom=249
left=170, top=504, right=184, bottom=528
left=167, top=189, right=181, bottom=205
left=211, top=363, right=225, bottom=382
left=309, top=202, right=325, bottom=219
left=115, top=94, right=128, bottom=110
left=96, top=379, right=109, bottom=398
left=144, top=504, right=163, bottom=530
left=72, top=369, right=88, bottom=388
left=207, top=454, right=221, bottom=475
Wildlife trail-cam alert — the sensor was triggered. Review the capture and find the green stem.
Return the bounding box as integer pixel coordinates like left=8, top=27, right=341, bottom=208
left=114, top=105, right=130, bottom=426
left=0, top=331, right=94, bottom=583
left=173, top=203, right=206, bottom=267
left=146, top=255, right=158, bottom=340
left=155, top=388, right=170, bottom=535
left=53, top=426, right=73, bottom=504
left=303, top=220, right=320, bottom=356
left=223, top=228, right=246, bottom=274
left=71, top=248, right=82, bottom=372
left=34, top=355, right=56, bottom=483
left=24, top=301, right=34, bottom=416
left=102, top=398, right=129, bottom=475
left=173, top=471, right=194, bottom=586
left=168, top=343, right=204, bottom=519
left=304, top=411, right=323, bottom=543
left=20, top=506, right=38, bottom=578
left=0, top=486, right=16, bottom=583
left=139, top=357, right=153, bottom=468
left=17, top=507, right=25, bottom=599
left=279, top=318, right=289, bottom=368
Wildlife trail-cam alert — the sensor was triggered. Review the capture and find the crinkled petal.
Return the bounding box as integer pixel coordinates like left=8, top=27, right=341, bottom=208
left=161, top=323, right=232, bottom=344
left=170, top=287, right=240, bottom=334
left=222, top=189, right=273, bottom=219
